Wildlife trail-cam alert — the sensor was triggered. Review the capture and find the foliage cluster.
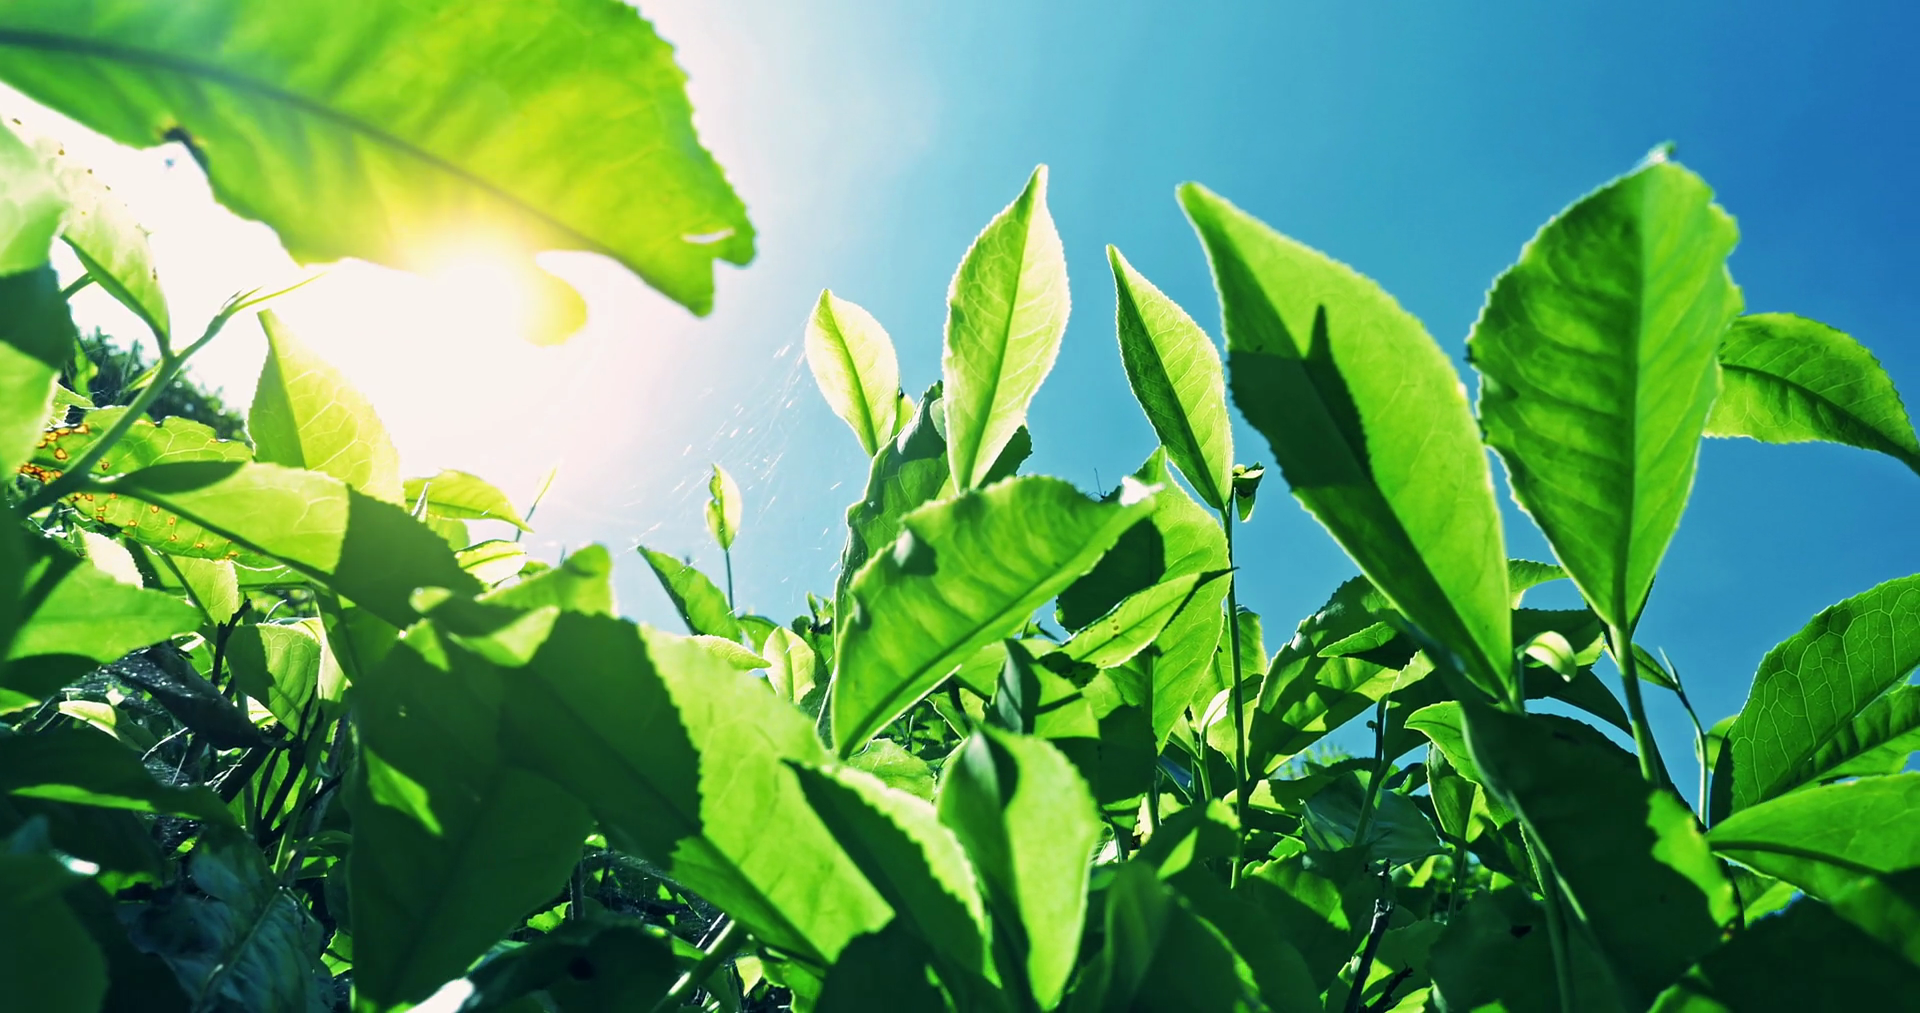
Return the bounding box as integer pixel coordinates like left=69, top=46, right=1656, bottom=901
left=1, top=5, right=1918, bottom=1013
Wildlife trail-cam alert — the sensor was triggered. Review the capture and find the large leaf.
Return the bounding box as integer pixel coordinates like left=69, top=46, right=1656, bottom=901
left=1466, top=703, right=1737, bottom=1009
left=1719, top=572, right=1920, bottom=814
left=1233, top=848, right=1374, bottom=990
left=248, top=309, right=402, bottom=502
left=835, top=384, right=951, bottom=608
left=1109, top=245, right=1232, bottom=510
left=942, top=166, right=1070, bottom=490
left=0, top=267, right=74, bottom=478
left=831, top=475, right=1154, bottom=755
left=124, top=829, right=331, bottom=1012
left=937, top=727, right=1099, bottom=1010
left=1708, top=774, right=1920, bottom=900
left=0, top=853, right=105, bottom=1013
left=0, top=728, right=232, bottom=824
left=1706, top=312, right=1920, bottom=474
left=1070, top=860, right=1259, bottom=1012
left=26, top=125, right=168, bottom=338
left=402, top=470, right=530, bottom=531
left=790, top=763, right=992, bottom=983
left=225, top=619, right=340, bottom=732
left=104, top=460, right=478, bottom=625
left=348, top=623, right=591, bottom=1007
left=1429, top=888, right=1622, bottom=1013
left=1468, top=157, right=1741, bottom=630
left=0, top=0, right=753, bottom=333
left=6, top=537, right=198, bottom=667
left=499, top=615, right=891, bottom=965
left=1246, top=576, right=1406, bottom=773
left=1182, top=183, right=1511, bottom=695
left=636, top=545, right=740, bottom=641
left=27, top=407, right=252, bottom=482
left=1648, top=896, right=1920, bottom=1011
left=0, top=119, right=65, bottom=274
left=807, top=290, right=903, bottom=457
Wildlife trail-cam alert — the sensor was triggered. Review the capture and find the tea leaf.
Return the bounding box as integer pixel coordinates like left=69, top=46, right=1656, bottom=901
left=943, top=166, right=1070, bottom=490
left=1469, top=158, right=1740, bottom=630
left=1708, top=774, right=1920, bottom=900
left=1109, top=245, right=1232, bottom=510
left=636, top=546, right=740, bottom=641
left=1183, top=182, right=1512, bottom=697
left=1647, top=895, right=1920, bottom=1011
left=401, top=471, right=530, bottom=531
left=807, top=290, right=903, bottom=457
left=249, top=310, right=402, bottom=503
left=706, top=463, right=742, bottom=552
left=1706, top=312, right=1920, bottom=474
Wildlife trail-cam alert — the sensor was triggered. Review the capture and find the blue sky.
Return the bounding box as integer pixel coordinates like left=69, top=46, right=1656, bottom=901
left=30, top=1, right=1919, bottom=789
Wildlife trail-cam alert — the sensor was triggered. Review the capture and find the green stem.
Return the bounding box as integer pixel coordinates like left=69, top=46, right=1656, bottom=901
left=652, top=918, right=747, bottom=1013
left=723, top=546, right=736, bottom=613
left=60, top=273, right=94, bottom=300
left=1221, top=503, right=1250, bottom=885
left=1524, top=824, right=1577, bottom=1013
left=1351, top=696, right=1389, bottom=850
left=1607, top=623, right=1669, bottom=788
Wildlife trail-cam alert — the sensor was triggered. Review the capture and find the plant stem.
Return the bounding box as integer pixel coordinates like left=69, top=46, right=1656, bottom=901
left=723, top=546, right=736, bottom=613
left=1344, top=864, right=1396, bottom=1013
left=1221, top=503, right=1250, bottom=885
left=1524, top=826, right=1577, bottom=1013
left=652, top=917, right=747, bottom=1013
left=1350, top=696, right=1390, bottom=851
left=60, top=273, right=94, bottom=300
left=1607, top=623, right=1669, bottom=788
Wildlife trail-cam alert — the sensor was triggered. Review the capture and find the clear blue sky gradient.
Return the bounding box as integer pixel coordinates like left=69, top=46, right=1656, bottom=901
left=601, top=0, right=1920, bottom=785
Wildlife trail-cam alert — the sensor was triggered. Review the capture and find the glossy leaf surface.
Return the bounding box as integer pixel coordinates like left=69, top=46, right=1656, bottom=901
left=1708, top=774, right=1920, bottom=900
left=1469, top=158, right=1740, bottom=630
left=1183, top=182, right=1512, bottom=694
left=832, top=475, right=1153, bottom=755
left=943, top=166, right=1070, bottom=490
left=1109, top=245, right=1232, bottom=509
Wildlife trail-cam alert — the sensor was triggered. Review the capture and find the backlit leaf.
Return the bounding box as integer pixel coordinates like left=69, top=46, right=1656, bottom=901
left=1469, top=157, right=1741, bottom=631
left=6, top=536, right=197, bottom=671
left=1109, top=245, right=1232, bottom=510
left=0, top=728, right=232, bottom=824
left=1708, top=774, right=1920, bottom=900
left=1183, top=182, right=1512, bottom=696
left=402, top=470, right=530, bottom=531
left=249, top=309, right=402, bottom=503
left=943, top=166, right=1070, bottom=490
left=706, top=463, right=742, bottom=552
left=831, top=475, right=1154, bottom=755
left=29, top=126, right=167, bottom=339
left=1648, top=896, right=1920, bottom=1011
left=0, top=267, right=74, bottom=478
left=1706, top=312, right=1920, bottom=474
left=636, top=545, right=740, bottom=641
left=807, top=290, right=903, bottom=457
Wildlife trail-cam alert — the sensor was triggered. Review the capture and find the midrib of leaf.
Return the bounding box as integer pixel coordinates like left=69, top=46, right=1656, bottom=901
left=1707, top=839, right=1882, bottom=879
left=824, top=309, right=880, bottom=451
left=518, top=672, right=821, bottom=956
left=1131, top=303, right=1213, bottom=500
left=191, top=884, right=297, bottom=1012
left=1719, top=361, right=1920, bottom=469
left=0, top=29, right=632, bottom=266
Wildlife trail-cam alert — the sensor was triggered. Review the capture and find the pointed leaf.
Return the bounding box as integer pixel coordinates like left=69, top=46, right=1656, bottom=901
left=1182, top=182, right=1512, bottom=696
left=636, top=545, right=740, bottom=640
left=249, top=309, right=401, bottom=502
left=0, top=268, right=75, bottom=478
left=705, top=463, right=742, bottom=551
left=807, top=290, right=903, bottom=457
left=937, top=727, right=1099, bottom=1010
left=29, top=127, right=168, bottom=339
left=763, top=625, right=819, bottom=704
left=831, top=475, right=1154, bottom=755
left=500, top=616, right=891, bottom=964
left=0, top=728, right=233, bottom=824
left=1708, top=774, right=1920, bottom=900
left=6, top=538, right=198, bottom=665
left=0, top=0, right=753, bottom=329
left=1648, top=896, right=1920, bottom=1011
left=1062, top=571, right=1212, bottom=670
left=1109, top=245, right=1232, bottom=509
left=1706, top=312, right=1920, bottom=474
left=402, top=470, right=530, bottom=531
left=943, top=166, right=1070, bottom=490
left=835, top=384, right=951, bottom=608
left=1469, top=158, right=1741, bottom=630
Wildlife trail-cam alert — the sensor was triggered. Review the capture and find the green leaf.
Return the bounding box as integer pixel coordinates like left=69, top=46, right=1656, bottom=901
left=1706, top=312, right=1920, bottom=474
left=123, top=829, right=332, bottom=1011
left=1062, top=571, right=1215, bottom=671
left=0, top=853, right=105, bottom=1013
left=29, top=407, right=252, bottom=479
left=706, top=463, right=742, bottom=552
left=1247, top=576, right=1406, bottom=773
left=0, top=0, right=753, bottom=332
left=1707, top=774, right=1920, bottom=900
left=813, top=923, right=949, bottom=1013
left=456, top=539, right=529, bottom=586
left=225, top=620, right=336, bottom=731
left=807, top=290, right=904, bottom=457
left=1508, top=558, right=1569, bottom=605
left=835, top=384, right=952, bottom=609
left=402, top=470, right=531, bottom=531
left=248, top=309, right=401, bottom=502
left=1648, top=896, right=1920, bottom=1011
left=1109, top=245, right=1232, bottom=510
left=1828, top=866, right=1920, bottom=966
left=831, top=475, right=1154, bottom=755
left=462, top=920, right=677, bottom=1013
left=1233, top=848, right=1373, bottom=990
left=348, top=623, right=592, bottom=1007
left=1468, top=157, right=1741, bottom=631
left=0, top=120, right=66, bottom=274
left=1182, top=182, right=1512, bottom=696
left=104, top=460, right=479, bottom=625
left=1071, top=860, right=1259, bottom=1012
left=0, top=728, right=233, bottom=824
left=5, top=537, right=199, bottom=666
left=155, top=551, right=242, bottom=625
left=1429, top=887, right=1622, bottom=1013
left=763, top=625, right=820, bottom=705
left=843, top=738, right=936, bottom=802
left=1300, top=771, right=1442, bottom=865
left=636, top=545, right=740, bottom=641
left=1466, top=703, right=1737, bottom=1008
left=500, top=616, right=891, bottom=964
left=1720, top=573, right=1920, bottom=814
left=790, top=763, right=990, bottom=981
left=27, top=126, right=168, bottom=339
left=0, top=267, right=75, bottom=478
left=943, top=166, right=1070, bottom=491
left=937, top=727, right=1099, bottom=1010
